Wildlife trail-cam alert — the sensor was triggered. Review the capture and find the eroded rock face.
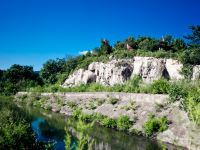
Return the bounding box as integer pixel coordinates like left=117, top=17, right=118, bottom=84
left=62, top=57, right=200, bottom=87
left=62, top=69, right=96, bottom=87
left=192, top=65, right=200, bottom=80
left=88, top=59, right=134, bottom=85
left=132, top=57, right=166, bottom=82
left=165, top=59, right=184, bottom=80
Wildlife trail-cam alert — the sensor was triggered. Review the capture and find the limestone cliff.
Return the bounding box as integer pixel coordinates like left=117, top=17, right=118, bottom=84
left=62, top=57, right=199, bottom=87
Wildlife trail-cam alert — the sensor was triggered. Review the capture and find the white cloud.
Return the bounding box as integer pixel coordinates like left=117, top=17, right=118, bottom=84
left=79, top=50, right=88, bottom=55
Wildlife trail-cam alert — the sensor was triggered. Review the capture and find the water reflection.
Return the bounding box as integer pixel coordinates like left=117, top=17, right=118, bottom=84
left=24, top=107, right=170, bottom=150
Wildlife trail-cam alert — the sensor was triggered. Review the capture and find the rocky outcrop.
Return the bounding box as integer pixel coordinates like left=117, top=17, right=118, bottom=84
left=131, top=57, right=166, bottom=82
left=62, top=69, right=96, bottom=87
left=88, top=60, right=134, bottom=85
left=62, top=57, right=200, bottom=87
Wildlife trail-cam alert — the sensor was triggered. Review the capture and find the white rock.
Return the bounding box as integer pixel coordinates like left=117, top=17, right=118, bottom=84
left=132, top=57, right=166, bottom=82
left=192, top=65, right=200, bottom=80
left=62, top=57, right=186, bottom=87
left=165, top=59, right=184, bottom=80
left=62, top=69, right=96, bottom=87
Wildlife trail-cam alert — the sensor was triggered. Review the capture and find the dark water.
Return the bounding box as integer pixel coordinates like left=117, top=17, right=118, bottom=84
left=23, top=107, right=174, bottom=150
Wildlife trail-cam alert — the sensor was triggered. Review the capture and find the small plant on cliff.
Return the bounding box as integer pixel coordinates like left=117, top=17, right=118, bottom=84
left=121, top=101, right=138, bottom=111
left=117, top=115, right=133, bottom=131
left=144, top=115, right=168, bottom=137
left=66, top=101, right=77, bottom=108
left=108, top=97, right=119, bottom=105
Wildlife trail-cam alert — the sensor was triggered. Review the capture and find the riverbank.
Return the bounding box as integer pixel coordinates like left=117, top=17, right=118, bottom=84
left=15, top=92, right=200, bottom=149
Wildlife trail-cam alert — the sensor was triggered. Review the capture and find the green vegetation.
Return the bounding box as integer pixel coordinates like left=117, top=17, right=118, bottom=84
left=108, top=97, right=119, bottom=105
left=71, top=108, right=133, bottom=132
left=64, top=119, right=95, bottom=150
left=117, top=115, right=133, bottom=131
left=150, top=78, right=170, bottom=94
left=101, top=117, right=117, bottom=128
left=23, top=76, right=200, bottom=127
left=0, top=96, right=46, bottom=149
left=144, top=115, right=168, bottom=137
left=121, top=101, right=138, bottom=111
left=0, top=65, right=43, bottom=95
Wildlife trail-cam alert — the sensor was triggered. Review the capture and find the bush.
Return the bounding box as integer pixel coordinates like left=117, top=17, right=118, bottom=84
left=87, top=83, right=105, bottom=92
left=187, top=95, right=200, bottom=125
left=124, top=76, right=142, bottom=92
left=79, top=113, right=94, bottom=123
left=0, top=98, right=46, bottom=149
left=117, top=115, right=133, bottom=131
left=101, top=117, right=117, bottom=128
left=66, top=101, right=77, bottom=108
left=168, top=83, right=187, bottom=103
left=72, top=109, right=82, bottom=119
left=180, top=65, right=193, bottom=79
left=144, top=115, right=168, bottom=137
left=108, top=97, right=119, bottom=105
left=150, top=78, right=170, bottom=94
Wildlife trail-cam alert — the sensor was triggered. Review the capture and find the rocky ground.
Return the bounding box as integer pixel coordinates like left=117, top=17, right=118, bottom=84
left=16, top=92, right=200, bottom=149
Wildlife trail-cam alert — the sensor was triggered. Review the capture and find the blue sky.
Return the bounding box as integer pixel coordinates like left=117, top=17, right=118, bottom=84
left=0, top=0, right=200, bottom=70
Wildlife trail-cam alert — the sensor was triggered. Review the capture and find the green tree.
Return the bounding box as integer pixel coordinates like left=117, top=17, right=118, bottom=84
left=4, top=64, right=39, bottom=84
left=158, top=35, right=173, bottom=51
left=181, top=25, right=200, bottom=65
left=40, top=58, right=66, bottom=84
left=0, top=69, right=3, bottom=81
left=172, top=39, right=186, bottom=52
left=0, top=65, right=42, bottom=95
left=114, top=41, right=125, bottom=50
left=138, top=37, right=159, bottom=51
left=99, top=39, right=113, bottom=55
left=184, top=25, right=200, bottom=48
left=124, top=36, right=137, bottom=49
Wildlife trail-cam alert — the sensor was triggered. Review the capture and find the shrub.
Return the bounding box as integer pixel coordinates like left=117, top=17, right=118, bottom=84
left=124, top=76, right=142, bottom=92
left=150, top=78, right=170, bottom=94
left=117, top=115, right=133, bottom=131
left=168, top=83, right=187, bottom=103
left=144, top=115, right=168, bottom=137
left=66, top=101, right=77, bottom=108
left=108, top=97, right=119, bottom=105
left=79, top=113, right=94, bottom=123
left=121, top=101, right=137, bottom=111
left=87, top=83, right=105, bottom=92
left=101, top=117, right=117, bottom=128
left=180, top=64, right=193, bottom=79
left=72, top=109, right=82, bottom=119
left=187, top=96, right=200, bottom=125
left=94, top=113, right=105, bottom=122
left=87, top=101, right=97, bottom=110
